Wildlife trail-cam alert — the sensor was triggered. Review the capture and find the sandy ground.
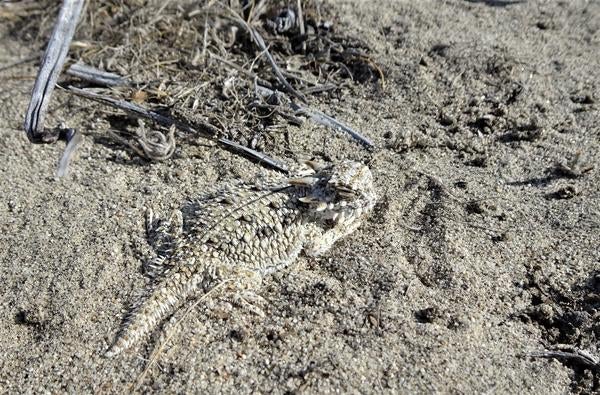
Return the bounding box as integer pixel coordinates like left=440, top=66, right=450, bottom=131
left=1, top=0, right=599, bottom=393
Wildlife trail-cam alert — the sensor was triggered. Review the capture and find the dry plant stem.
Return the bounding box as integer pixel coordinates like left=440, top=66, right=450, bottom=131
left=294, top=104, right=375, bottom=147
left=66, top=86, right=215, bottom=137
left=230, top=9, right=307, bottom=104
left=254, top=85, right=374, bottom=147
left=296, top=0, right=306, bottom=53
left=529, top=346, right=600, bottom=370
left=23, top=0, right=84, bottom=143
left=218, top=136, right=288, bottom=172
left=66, top=86, right=288, bottom=172
left=66, top=63, right=130, bottom=87
left=249, top=27, right=307, bottom=103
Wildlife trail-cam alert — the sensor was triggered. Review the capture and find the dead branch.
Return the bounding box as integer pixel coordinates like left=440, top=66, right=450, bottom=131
left=23, top=0, right=84, bottom=143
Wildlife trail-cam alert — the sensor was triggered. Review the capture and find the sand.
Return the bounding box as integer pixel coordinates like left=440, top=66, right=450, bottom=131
left=0, top=0, right=598, bottom=393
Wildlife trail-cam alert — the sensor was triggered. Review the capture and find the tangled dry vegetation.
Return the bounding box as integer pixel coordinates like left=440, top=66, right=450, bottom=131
left=2, top=0, right=383, bottom=167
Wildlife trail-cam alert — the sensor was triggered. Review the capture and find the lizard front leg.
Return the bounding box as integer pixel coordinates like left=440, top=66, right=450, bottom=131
left=144, top=208, right=183, bottom=277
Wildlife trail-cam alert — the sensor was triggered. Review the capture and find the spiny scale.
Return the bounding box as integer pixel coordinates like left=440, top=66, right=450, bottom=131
left=106, top=160, right=377, bottom=357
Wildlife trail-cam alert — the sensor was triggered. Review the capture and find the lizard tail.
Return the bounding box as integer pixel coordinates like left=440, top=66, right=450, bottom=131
left=105, top=268, right=201, bottom=357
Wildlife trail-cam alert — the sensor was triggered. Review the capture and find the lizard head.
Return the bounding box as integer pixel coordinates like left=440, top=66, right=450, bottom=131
left=289, top=160, right=377, bottom=224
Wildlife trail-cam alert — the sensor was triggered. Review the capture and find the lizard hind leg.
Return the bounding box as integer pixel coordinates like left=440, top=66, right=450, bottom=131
left=213, top=269, right=266, bottom=317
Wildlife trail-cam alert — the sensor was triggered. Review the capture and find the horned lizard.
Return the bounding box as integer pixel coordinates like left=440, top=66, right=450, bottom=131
left=106, top=160, right=377, bottom=357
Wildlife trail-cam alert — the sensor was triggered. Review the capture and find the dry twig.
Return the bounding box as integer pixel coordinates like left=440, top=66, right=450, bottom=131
left=66, top=63, right=130, bottom=87
left=529, top=345, right=600, bottom=370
